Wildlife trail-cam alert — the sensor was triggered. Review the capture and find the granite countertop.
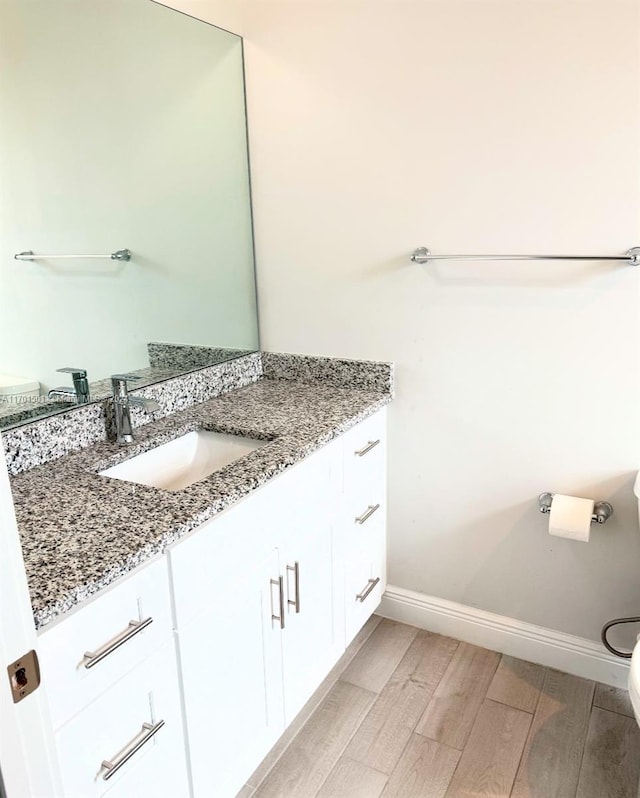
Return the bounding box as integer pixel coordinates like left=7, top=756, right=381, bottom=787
left=10, top=377, right=391, bottom=631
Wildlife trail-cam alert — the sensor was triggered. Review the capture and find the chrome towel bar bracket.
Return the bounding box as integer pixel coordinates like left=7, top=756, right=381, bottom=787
left=411, top=246, right=640, bottom=266
left=538, top=492, right=614, bottom=525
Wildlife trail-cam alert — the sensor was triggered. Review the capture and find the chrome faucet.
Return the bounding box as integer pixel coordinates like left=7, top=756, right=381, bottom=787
left=111, top=374, right=161, bottom=444
left=47, top=367, right=90, bottom=404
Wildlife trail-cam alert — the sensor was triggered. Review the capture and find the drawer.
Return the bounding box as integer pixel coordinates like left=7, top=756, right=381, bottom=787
left=54, top=643, right=188, bottom=798
left=345, top=506, right=385, bottom=644
left=345, top=539, right=386, bottom=645
left=348, top=494, right=386, bottom=539
left=342, top=409, right=387, bottom=502
left=38, top=557, right=173, bottom=729
left=346, top=501, right=386, bottom=563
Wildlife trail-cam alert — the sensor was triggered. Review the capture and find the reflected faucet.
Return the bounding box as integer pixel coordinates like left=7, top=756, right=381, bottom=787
left=47, top=367, right=90, bottom=404
left=111, top=374, right=161, bottom=445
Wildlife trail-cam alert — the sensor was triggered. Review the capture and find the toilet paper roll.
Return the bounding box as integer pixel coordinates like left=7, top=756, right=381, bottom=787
left=548, top=494, right=594, bottom=542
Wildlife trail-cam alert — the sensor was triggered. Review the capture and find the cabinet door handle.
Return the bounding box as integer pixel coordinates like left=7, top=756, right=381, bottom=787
left=270, top=576, right=285, bottom=629
left=287, top=561, right=300, bottom=613
left=355, top=504, right=381, bottom=525
left=356, top=577, right=380, bottom=603
left=355, top=439, right=380, bottom=457
left=101, top=719, right=165, bottom=781
left=83, top=617, right=153, bottom=670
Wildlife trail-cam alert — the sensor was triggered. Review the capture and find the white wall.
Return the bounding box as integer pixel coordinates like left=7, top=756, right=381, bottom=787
left=241, top=0, right=640, bottom=645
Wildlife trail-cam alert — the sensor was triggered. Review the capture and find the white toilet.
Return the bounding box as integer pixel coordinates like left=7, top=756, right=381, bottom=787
left=630, top=474, right=640, bottom=798
left=631, top=641, right=640, bottom=798
left=630, top=639, right=640, bottom=719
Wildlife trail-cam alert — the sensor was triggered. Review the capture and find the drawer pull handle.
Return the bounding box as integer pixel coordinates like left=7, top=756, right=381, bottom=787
left=356, top=577, right=381, bottom=603
left=271, top=576, right=285, bottom=629
left=355, top=439, right=381, bottom=457
left=355, top=504, right=381, bottom=525
left=101, top=719, right=165, bottom=781
left=83, top=617, right=153, bottom=670
left=287, top=561, right=301, bottom=613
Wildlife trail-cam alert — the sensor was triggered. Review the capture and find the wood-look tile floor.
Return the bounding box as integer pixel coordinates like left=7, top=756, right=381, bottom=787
left=242, top=617, right=640, bottom=798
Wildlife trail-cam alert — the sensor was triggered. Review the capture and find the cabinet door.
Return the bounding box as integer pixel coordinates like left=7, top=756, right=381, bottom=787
left=169, top=489, right=277, bottom=630
left=279, top=516, right=342, bottom=725
left=176, top=549, right=284, bottom=798
left=277, top=446, right=344, bottom=725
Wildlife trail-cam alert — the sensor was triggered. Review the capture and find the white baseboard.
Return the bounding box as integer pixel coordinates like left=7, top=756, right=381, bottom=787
left=378, top=585, right=630, bottom=689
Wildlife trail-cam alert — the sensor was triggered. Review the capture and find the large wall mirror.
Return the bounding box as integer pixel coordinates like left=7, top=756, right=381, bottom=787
left=0, top=0, right=259, bottom=430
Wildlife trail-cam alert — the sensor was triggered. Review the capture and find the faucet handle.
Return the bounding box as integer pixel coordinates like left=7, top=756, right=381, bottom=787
left=54, top=367, right=90, bottom=404
left=111, top=373, right=140, bottom=401
left=57, top=367, right=87, bottom=378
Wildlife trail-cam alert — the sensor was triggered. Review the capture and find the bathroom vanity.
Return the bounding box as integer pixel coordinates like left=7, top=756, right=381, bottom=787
left=6, top=354, right=391, bottom=798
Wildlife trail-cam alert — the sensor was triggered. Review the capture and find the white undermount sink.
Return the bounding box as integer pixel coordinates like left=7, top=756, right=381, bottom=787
left=99, top=429, right=267, bottom=492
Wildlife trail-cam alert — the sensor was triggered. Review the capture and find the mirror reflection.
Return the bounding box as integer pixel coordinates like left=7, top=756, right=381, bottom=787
left=0, top=0, right=259, bottom=430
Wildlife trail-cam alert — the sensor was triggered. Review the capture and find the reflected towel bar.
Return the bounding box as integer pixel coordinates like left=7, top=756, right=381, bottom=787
left=410, top=246, right=640, bottom=266
left=15, top=249, right=131, bottom=262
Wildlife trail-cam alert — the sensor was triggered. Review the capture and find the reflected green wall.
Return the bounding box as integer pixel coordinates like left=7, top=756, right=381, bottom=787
left=0, top=0, right=258, bottom=393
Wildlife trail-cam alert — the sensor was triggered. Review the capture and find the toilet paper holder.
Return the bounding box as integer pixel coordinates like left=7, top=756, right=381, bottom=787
left=538, top=493, right=613, bottom=525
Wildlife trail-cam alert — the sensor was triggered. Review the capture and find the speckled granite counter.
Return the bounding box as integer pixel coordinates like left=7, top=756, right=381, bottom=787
left=9, top=376, right=392, bottom=630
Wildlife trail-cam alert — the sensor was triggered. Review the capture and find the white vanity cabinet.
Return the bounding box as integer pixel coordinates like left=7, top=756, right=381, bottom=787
left=169, top=408, right=386, bottom=798
left=34, top=407, right=387, bottom=798
left=169, top=442, right=344, bottom=797
left=37, top=558, right=190, bottom=798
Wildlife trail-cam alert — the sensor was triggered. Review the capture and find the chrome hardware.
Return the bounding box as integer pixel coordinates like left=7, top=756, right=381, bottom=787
left=626, top=247, right=640, bottom=265
left=287, top=562, right=300, bottom=613
left=356, top=577, right=380, bottom=603
left=129, top=396, right=161, bottom=412
left=111, top=373, right=148, bottom=386
left=83, top=617, right=153, bottom=669
left=15, top=248, right=131, bottom=262
left=6, top=649, right=41, bottom=704
left=355, top=504, right=381, bottom=525
left=411, top=247, right=431, bottom=264
left=101, top=720, right=165, bottom=781
left=47, top=387, right=77, bottom=402
left=111, top=374, right=160, bottom=445
left=271, top=576, right=285, bottom=629
left=411, top=246, right=640, bottom=266
left=354, top=440, right=381, bottom=457
left=47, top=367, right=90, bottom=405
left=538, top=493, right=614, bottom=525
left=111, top=374, right=138, bottom=445
left=593, top=501, right=615, bottom=524
left=538, top=492, right=554, bottom=514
